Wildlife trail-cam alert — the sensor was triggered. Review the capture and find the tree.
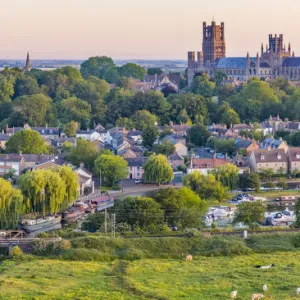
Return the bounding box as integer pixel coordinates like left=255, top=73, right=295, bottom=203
left=142, top=125, right=159, bottom=149
left=214, top=139, right=237, bottom=156
left=64, top=121, right=78, bottom=137
left=116, top=77, right=135, bottom=89
left=0, top=178, right=23, bottom=229
left=239, top=170, right=260, bottom=192
left=191, top=73, right=216, bottom=97
left=94, top=153, right=128, bottom=186
left=143, top=154, right=174, bottom=184
left=233, top=201, right=265, bottom=229
left=167, top=93, right=208, bottom=124
left=68, top=138, right=99, bottom=170
left=13, top=75, right=40, bottom=98
left=230, top=78, right=280, bottom=121
left=289, top=132, right=300, bottom=147
left=132, top=110, right=157, bottom=131
left=218, top=102, right=240, bottom=127
left=214, top=70, right=228, bottom=86
left=153, top=140, right=175, bottom=156
left=154, top=187, right=207, bottom=229
left=12, top=94, right=52, bottom=127
left=81, top=212, right=105, bottom=232
left=212, top=163, right=239, bottom=190
left=59, top=97, right=91, bottom=127
left=294, top=199, right=300, bottom=228
left=111, top=196, right=164, bottom=232
left=277, top=178, right=288, bottom=190
left=183, top=172, right=228, bottom=202
left=57, top=66, right=83, bottom=82
left=119, top=63, right=146, bottom=80
left=80, top=56, right=116, bottom=80
left=18, top=169, right=67, bottom=216
left=187, top=124, right=210, bottom=146
left=147, top=68, right=163, bottom=75
left=0, top=74, right=15, bottom=104
left=58, top=166, right=79, bottom=208
left=116, top=117, right=134, bottom=130
left=5, top=130, right=49, bottom=154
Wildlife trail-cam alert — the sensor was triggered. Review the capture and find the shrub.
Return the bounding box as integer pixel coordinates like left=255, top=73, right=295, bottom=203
left=33, top=239, right=71, bottom=255
left=11, top=246, right=23, bottom=258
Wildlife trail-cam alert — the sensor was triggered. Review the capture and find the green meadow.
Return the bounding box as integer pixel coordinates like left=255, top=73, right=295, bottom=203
left=1, top=252, right=300, bottom=299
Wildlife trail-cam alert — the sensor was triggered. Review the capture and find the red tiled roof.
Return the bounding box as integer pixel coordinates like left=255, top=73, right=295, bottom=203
left=192, top=158, right=227, bottom=169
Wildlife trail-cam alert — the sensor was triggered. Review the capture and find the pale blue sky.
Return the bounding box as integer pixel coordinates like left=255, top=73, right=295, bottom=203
left=0, top=0, right=299, bottom=59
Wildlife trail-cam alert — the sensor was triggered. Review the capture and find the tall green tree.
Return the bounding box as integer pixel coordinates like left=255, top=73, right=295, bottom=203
left=13, top=75, right=40, bottom=98
left=5, top=130, right=49, bottom=154
left=239, top=170, right=260, bottom=192
left=154, top=187, right=207, bottom=229
left=111, top=196, right=164, bottom=232
left=132, top=110, right=157, bottom=131
left=80, top=56, right=116, bottom=81
left=184, top=172, right=228, bottom=202
left=187, top=124, right=210, bottom=146
left=59, top=97, right=91, bottom=127
left=212, top=163, right=239, bottom=190
left=119, top=63, right=146, bottom=80
left=0, top=74, right=15, bottom=104
left=94, top=153, right=128, bottom=186
left=233, top=201, right=265, bottom=229
left=142, top=125, right=159, bottom=149
left=153, top=140, right=175, bottom=156
left=218, top=102, right=240, bottom=127
left=64, top=121, right=78, bottom=137
left=68, top=138, right=99, bottom=170
left=143, top=154, right=174, bottom=184
left=0, top=178, right=23, bottom=229
left=191, top=73, right=216, bottom=97
left=58, top=166, right=79, bottom=207
left=12, top=94, right=52, bottom=126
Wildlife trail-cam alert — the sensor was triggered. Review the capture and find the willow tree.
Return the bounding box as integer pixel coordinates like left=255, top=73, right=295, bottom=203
left=18, top=168, right=71, bottom=216
left=143, top=154, right=174, bottom=184
left=212, top=163, right=239, bottom=191
left=58, top=166, right=79, bottom=209
left=0, top=178, right=23, bottom=229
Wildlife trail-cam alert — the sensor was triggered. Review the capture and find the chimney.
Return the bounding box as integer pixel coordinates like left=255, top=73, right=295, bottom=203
left=80, top=162, right=84, bottom=169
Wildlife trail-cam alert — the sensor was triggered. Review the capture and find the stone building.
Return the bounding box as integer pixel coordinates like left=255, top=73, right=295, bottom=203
left=188, top=21, right=300, bottom=85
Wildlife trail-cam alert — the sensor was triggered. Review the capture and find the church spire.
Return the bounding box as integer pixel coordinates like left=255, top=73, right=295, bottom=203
left=24, top=52, right=31, bottom=72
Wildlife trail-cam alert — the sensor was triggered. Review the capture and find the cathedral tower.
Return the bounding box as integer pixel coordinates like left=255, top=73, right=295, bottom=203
left=202, top=21, right=226, bottom=63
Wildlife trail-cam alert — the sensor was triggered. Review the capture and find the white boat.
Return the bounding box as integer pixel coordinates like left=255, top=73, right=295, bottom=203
left=265, top=209, right=295, bottom=226
left=21, top=215, right=62, bottom=232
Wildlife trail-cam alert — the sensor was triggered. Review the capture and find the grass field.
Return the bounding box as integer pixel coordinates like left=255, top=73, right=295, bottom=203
left=252, top=189, right=300, bottom=199
left=2, top=252, right=300, bottom=299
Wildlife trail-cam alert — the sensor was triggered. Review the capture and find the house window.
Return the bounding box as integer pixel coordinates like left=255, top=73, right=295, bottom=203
left=137, top=173, right=140, bottom=177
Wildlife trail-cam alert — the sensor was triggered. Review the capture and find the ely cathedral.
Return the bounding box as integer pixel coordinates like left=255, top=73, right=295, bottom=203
left=187, top=21, right=300, bottom=85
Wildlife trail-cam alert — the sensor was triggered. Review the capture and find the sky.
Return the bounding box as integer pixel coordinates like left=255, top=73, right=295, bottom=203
left=0, top=0, right=300, bottom=60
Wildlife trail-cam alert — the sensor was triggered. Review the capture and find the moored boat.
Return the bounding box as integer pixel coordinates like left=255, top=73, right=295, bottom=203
left=21, top=215, right=62, bottom=233
left=63, top=201, right=86, bottom=223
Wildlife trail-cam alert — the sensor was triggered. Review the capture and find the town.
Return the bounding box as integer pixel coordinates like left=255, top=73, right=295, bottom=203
left=2, top=1, right=300, bottom=298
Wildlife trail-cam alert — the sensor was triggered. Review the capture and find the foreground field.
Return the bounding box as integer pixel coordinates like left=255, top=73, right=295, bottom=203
left=1, top=252, right=300, bottom=299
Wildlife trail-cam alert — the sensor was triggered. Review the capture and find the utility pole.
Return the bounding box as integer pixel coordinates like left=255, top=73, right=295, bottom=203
left=99, top=168, right=102, bottom=195
left=112, top=213, right=116, bottom=238
left=104, top=209, right=107, bottom=234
